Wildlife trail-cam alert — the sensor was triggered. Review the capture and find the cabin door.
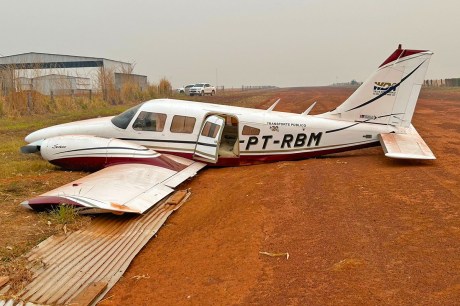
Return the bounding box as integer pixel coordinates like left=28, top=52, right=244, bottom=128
left=194, top=115, right=225, bottom=163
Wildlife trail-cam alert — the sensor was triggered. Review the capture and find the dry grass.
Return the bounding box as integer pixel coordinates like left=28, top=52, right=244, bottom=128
left=0, top=257, right=34, bottom=295
left=0, top=208, right=91, bottom=296
left=0, top=196, right=91, bottom=295
left=0, top=103, right=113, bottom=296
left=158, top=77, right=172, bottom=96
left=0, top=68, right=174, bottom=117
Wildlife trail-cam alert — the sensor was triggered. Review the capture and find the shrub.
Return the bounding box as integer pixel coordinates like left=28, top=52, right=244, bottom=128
left=158, top=77, right=172, bottom=96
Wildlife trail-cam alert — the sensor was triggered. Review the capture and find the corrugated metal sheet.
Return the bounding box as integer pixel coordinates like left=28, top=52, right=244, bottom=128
left=0, top=190, right=190, bottom=306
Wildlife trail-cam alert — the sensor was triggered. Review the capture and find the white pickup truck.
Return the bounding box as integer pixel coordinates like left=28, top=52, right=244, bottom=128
left=189, top=83, right=216, bottom=96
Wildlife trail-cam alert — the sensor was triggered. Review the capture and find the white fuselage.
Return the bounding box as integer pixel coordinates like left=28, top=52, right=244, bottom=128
left=25, top=99, right=396, bottom=167
left=20, top=46, right=434, bottom=214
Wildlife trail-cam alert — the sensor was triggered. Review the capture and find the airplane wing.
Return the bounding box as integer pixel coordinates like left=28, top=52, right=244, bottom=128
left=21, top=155, right=206, bottom=214
left=379, top=125, right=435, bottom=160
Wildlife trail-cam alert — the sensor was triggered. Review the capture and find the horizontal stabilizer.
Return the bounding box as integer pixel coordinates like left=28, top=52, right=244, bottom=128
left=379, top=125, right=435, bottom=160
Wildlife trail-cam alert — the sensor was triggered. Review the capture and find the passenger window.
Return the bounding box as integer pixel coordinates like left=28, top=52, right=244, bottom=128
left=242, top=125, right=260, bottom=135
left=201, top=122, right=219, bottom=138
left=171, top=115, right=196, bottom=133
left=132, top=111, right=167, bottom=132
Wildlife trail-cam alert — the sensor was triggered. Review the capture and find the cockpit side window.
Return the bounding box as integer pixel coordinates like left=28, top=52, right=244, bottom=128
left=111, top=104, right=143, bottom=129
left=132, top=111, right=167, bottom=132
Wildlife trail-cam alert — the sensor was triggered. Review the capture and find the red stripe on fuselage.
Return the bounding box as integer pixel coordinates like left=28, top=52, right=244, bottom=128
left=49, top=142, right=379, bottom=170
left=158, top=141, right=380, bottom=167
left=48, top=155, right=188, bottom=172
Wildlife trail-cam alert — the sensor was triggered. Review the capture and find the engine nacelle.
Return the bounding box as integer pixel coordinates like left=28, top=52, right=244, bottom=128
left=38, top=135, right=184, bottom=171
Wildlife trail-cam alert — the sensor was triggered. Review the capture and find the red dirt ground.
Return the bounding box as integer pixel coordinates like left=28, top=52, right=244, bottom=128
left=98, top=87, right=460, bottom=305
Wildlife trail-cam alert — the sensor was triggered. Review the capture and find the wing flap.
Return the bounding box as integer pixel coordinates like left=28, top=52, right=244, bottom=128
left=164, top=161, right=206, bottom=188
left=379, top=125, right=435, bottom=160
left=123, top=184, right=174, bottom=213
left=22, top=159, right=206, bottom=214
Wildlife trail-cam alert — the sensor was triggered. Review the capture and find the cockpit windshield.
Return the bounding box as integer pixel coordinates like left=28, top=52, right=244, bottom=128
left=111, top=103, right=143, bottom=129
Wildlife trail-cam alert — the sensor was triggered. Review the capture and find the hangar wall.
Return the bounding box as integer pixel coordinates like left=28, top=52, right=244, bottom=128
left=0, top=52, right=148, bottom=97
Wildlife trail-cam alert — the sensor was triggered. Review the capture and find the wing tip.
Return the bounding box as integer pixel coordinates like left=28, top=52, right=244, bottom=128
left=20, top=200, right=32, bottom=210
left=385, top=152, right=436, bottom=160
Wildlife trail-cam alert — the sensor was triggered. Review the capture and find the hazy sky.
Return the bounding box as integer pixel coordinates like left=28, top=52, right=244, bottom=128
left=1, top=0, right=459, bottom=88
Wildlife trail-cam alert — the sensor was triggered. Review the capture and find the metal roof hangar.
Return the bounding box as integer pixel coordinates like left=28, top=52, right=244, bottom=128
left=0, top=52, right=132, bottom=70
left=0, top=52, right=147, bottom=97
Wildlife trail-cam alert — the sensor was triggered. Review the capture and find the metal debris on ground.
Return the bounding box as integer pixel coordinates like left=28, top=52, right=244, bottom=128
left=259, top=251, right=290, bottom=259
left=131, top=274, right=151, bottom=281
left=0, top=190, right=191, bottom=306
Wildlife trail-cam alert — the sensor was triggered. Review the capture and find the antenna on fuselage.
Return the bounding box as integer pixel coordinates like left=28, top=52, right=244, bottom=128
left=301, top=101, right=317, bottom=116
left=267, top=98, right=281, bottom=112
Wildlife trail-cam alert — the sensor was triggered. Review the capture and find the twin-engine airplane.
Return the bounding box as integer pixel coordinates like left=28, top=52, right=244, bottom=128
left=21, top=45, right=435, bottom=214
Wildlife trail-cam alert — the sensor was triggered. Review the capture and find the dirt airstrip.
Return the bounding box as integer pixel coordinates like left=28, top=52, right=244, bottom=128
left=97, top=87, right=459, bottom=305
left=0, top=86, right=458, bottom=305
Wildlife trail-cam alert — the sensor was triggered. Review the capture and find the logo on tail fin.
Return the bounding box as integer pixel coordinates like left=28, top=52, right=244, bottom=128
left=373, top=82, right=397, bottom=96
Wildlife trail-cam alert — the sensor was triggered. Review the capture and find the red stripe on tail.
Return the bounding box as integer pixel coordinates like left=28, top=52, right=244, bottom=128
left=379, top=45, right=427, bottom=68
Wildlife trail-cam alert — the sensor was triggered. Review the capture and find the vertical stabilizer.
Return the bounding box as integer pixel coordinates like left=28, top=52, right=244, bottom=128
left=320, top=45, right=432, bottom=128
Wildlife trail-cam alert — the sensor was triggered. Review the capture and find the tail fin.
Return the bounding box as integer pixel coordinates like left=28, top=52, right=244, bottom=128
left=320, top=45, right=433, bottom=128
